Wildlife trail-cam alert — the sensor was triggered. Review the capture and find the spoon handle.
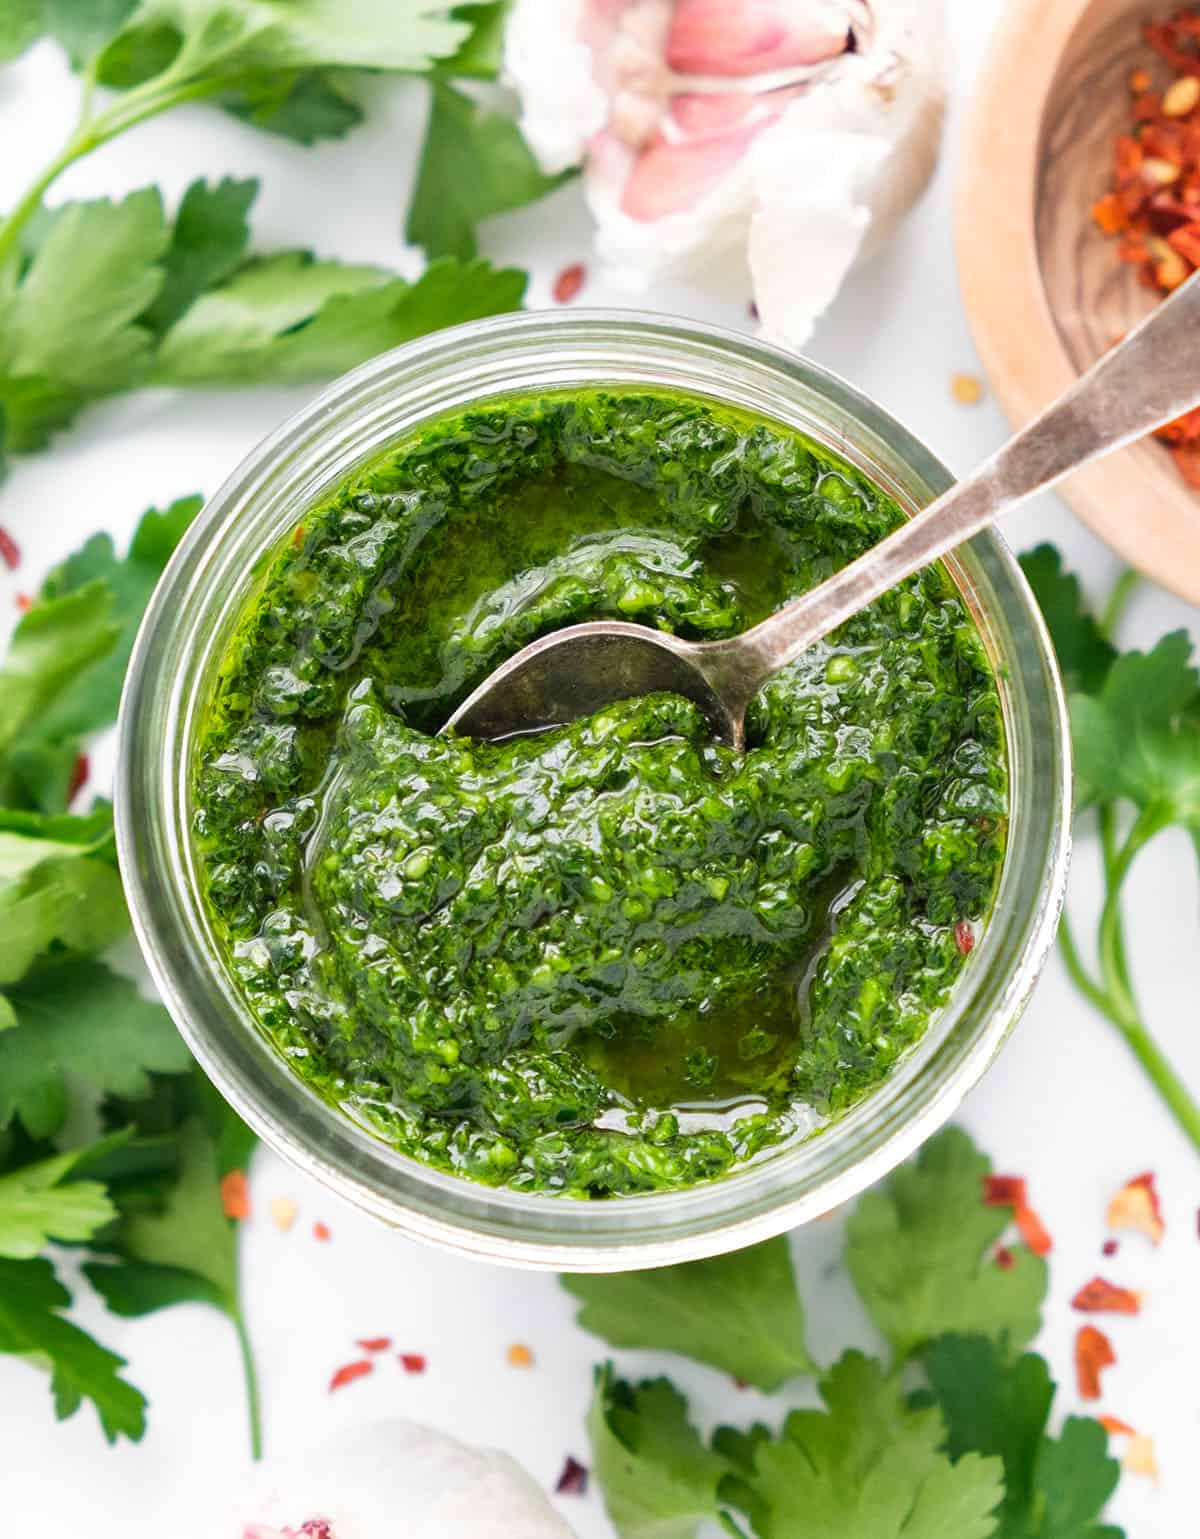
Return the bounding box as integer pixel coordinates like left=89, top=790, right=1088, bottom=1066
left=726, top=272, right=1200, bottom=689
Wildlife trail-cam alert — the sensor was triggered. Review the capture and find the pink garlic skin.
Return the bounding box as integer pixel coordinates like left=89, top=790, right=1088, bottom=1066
left=505, top=0, right=945, bottom=350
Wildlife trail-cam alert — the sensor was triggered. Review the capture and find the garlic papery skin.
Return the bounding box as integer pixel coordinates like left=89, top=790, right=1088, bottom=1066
left=505, top=0, right=945, bottom=350
left=236, top=1420, right=576, bottom=1539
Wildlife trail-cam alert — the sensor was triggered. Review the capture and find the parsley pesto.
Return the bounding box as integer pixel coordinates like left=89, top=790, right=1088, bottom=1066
left=194, top=389, right=1007, bottom=1196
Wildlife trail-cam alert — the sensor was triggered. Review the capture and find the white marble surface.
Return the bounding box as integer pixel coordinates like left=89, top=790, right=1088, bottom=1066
left=1, top=4, right=1197, bottom=1535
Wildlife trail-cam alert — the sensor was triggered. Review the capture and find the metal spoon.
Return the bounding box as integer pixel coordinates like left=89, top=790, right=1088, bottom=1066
left=446, top=276, right=1200, bottom=749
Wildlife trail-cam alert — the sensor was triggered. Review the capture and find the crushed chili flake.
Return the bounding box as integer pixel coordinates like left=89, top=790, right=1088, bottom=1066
left=67, top=753, right=89, bottom=802
left=950, top=373, right=984, bottom=406
left=1075, top=1324, right=1116, bottom=1400
left=1106, top=1171, right=1165, bottom=1243
left=0, top=527, right=19, bottom=570
left=1015, top=1202, right=1053, bottom=1256
left=552, top=263, right=587, bottom=304
left=398, top=1352, right=426, bottom=1374
left=555, top=1455, right=589, bottom=1496
left=507, top=1342, right=534, bottom=1368
left=1092, top=9, right=1200, bottom=485
left=15, top=592, right=31, bottom=612
left=983, top=1174, right=1028, bottom=1207
left=219, top=1169, right=251, bottom=1221
left=954, top=920, right=976, bottom=956
left=1071, top=1276, right=1143, bottom=1314
left=299, top=1524, right=335, bottom=1539
left=1099, top=1413, right=1137, bottom=1436
left=1125, top=1431, right=1160, bottom=1479
left=993, top=1245, right=1015, bottom=1270
left=356, top=1336, right=392, bottom=1353
left=269, top=1196, right=298, bottom=1232
left=733, top=1376, right=750, bottom=1390
left=328, top=1359, right=372, bottom=1392
left=748, top=299, right=760, bottom=320
left=313, top=1220, right=331, bottom=1242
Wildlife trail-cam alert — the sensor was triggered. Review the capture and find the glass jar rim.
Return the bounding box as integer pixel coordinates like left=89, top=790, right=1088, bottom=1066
left=116, top=309, right=1071, bottom=1271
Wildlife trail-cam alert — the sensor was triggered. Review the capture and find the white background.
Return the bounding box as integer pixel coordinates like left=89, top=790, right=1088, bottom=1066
left=1, top=4, right=1198, bottom=1535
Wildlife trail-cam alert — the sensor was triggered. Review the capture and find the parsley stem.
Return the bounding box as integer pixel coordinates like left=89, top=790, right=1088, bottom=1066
left=232, top=1306, right=263, bottom=1462
left=1097, top=805, right=1133, bottom=999
left=1097, top=803, right=1171, bottom=1024
left=1098, top=568, right=1139, bottom=641
left=1057, top=913, right=1113, bottom=1022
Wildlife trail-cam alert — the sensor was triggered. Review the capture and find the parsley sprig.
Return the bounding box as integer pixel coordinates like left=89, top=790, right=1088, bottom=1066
left=1021, top=546, right=1200, bottom=1152
left=567, top=1127, right=1121, bottom=1539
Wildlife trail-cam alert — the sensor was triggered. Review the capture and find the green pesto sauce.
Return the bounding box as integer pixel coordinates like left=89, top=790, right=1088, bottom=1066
left=194, top=389, right=1007, bottom=1197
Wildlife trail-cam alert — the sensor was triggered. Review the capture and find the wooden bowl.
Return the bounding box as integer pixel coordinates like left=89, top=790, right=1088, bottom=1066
left=957, top=0, right=1200, bottom=603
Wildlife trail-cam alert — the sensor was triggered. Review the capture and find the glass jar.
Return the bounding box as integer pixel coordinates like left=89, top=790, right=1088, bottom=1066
left=116, top=312, right=1071, bottom=1271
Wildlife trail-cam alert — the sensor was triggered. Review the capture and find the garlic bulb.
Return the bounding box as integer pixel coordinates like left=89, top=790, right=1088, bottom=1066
left=236, top=1420, right=576, bottom=1539
left=505, top=0, right=946, bottom=350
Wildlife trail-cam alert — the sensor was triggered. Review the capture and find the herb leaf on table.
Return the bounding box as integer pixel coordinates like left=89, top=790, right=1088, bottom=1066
left=845, top=1126, right=1047, bottom=1362
left=1021, top=545, right=1200, bottom=1153
left=564, top=1233, right=815, bottom=1390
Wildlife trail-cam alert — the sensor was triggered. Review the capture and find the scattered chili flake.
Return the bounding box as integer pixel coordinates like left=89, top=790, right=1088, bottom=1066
left=1102, top=1238, right=1119, bottom=1257
left=733, top=1376, right=750, bottom=1391
left=555, top=1455, right=589, bottom=1496
left=292, top=523, right=306, bottom=548
left=983, top=1174, right=1027, bottom=1207
left=1015, top=1201, right=1053, bottom=1256
left=552, top=263, right=587, bottom=304
left=398, top=1352, right=426, bottom=1374
left=0, top=527, right=19, bottom=570
left=15, top=593, right=31, bottom=612
left=1075, top=1324, right=1116, bottom=1400
left=67, top=753, right=89, bottom=802
left=748, top=299, right=759, bottom=320
left=300, top=1524, right=335, bottom=1539
left=1125, top=1431, right=1160, bottom=1480
left=269, top=1196, right=298, bottom=1232
left=954, top=920, right=975, bottom=956
left=328, top=1359, right=372, bottom=1392
left=994, top=1245, right=1015, bottom=1270
left=356, top=1337, right=392, bottom=1353
left=1106, top=1171, right=1165, bottom=1243
left=950, top=372, right=984, bottom=406
left=313, top=1220, right=331, bottom=1242
left=1130, top=67, right=1152, bottom=94
left=219, top=1169, right=251, bottom=1221
left=507, top=1342, right=534, bottom=1368
left=1071, top=1276, right=1143, bottom=1314
left=1099, top=1414, right=1137, bottom=1436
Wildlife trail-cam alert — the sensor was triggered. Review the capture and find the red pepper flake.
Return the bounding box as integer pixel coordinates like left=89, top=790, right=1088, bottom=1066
left=733, top=1376, right=749, bottom=1390
left=313, top=1220, right=331, bottom=1242
left=994, top=1245, right=1015, bottom=1270
left=329, top=1359, right=372, bottom=1392
left=1099, top=1413, right=1137, bottom=1436
left=1015, top=1202, right=1053, bottom=1256
left=507, top=1342, right=534, bottom=1368
left=983, top=1174, right=1028, bottom=1207
left=1106, top=1171, right=1165, bottom=1244
left=0, top=527, right=20, bottom=570
left=219, top=1169, right=251, bottom=1221
left=748, top=299, right=760, bottom=320
left=356, top=1336, right=392, bottom=1353
left=398, top=1352, right=426, bottom=1374
left=954, top=919, right=976, bottom=956
left=1125, top=1432, right=1160, bottom=1480
left=67, top=753, right=89, bottom=802
left=1071, top=1276, right=1143, bottom=1314
left=552, top=263, right=586, bottom=304
left=1102, top=1238, right=1119, bottom=1257
left=300, top=1524, right=335, bottom=1539
left=1075, top=1324, right=1116, bottom=1400
left=555, top=1455, right=588, bottom=1496
left=15, top=593, right=31, bottom=613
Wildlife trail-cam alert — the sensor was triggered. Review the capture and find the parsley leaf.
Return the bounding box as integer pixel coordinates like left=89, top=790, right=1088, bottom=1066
left=588, top=1364, right=732, bottom=1539
left=0, top=1140, right=123, bottom=1258
left=844, top=1127, right=1047, bottom=1362
left=923, top=1335, right=1122, bottom=1539
left=1070, top=633, right=1200, bottom=845
left=0, top=1256, right=147, bottom=1442
left=220, top=67, right=364, bottom=142
left=0, top=188, right=168, bottom=451
left=720, top=1351, right=1004, bottom=1539
left=153, top=253, right=527, bottom=383
left=1018, top=546, right=1116, bottom=696
left=0, top=961, right=190, bottom=1139
left=564, top=1235, right=815, bottom=1390
left=2, top=495, right=203, bottom=811
left=0, top=584, right=119, bottom=759
left=407, top=81, right=569, bottom=261
left=142, top=176, right=255, bottom=334
left=0, top=0, right=41, bottom=61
